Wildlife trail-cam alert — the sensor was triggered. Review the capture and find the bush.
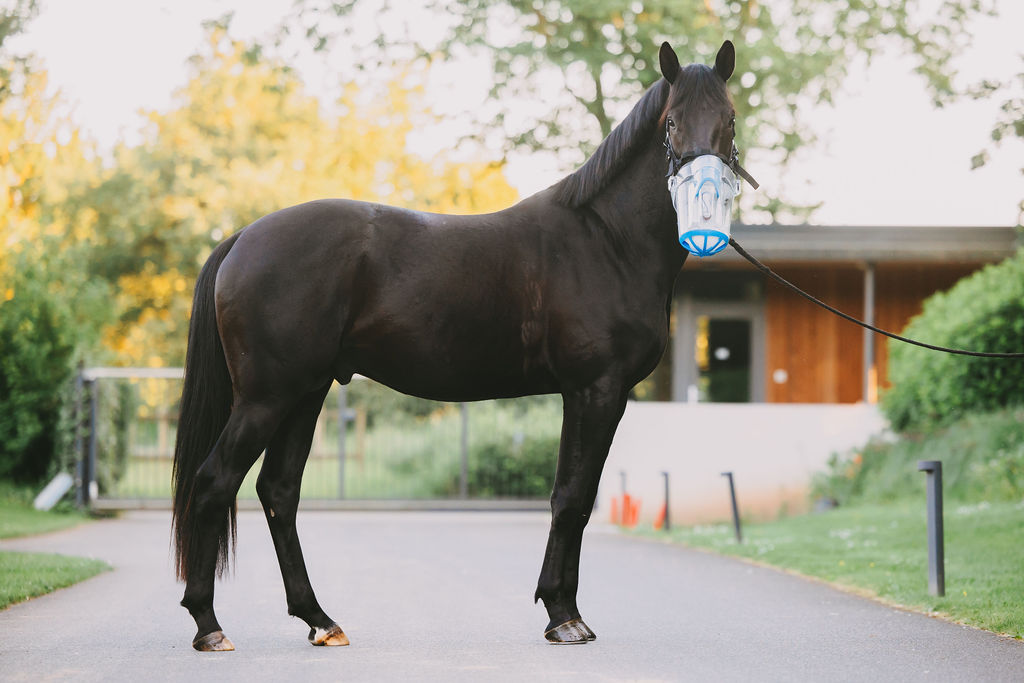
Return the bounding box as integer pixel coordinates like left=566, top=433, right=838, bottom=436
left=0, top=264, right=80, bottom=483
left=811, top=406, right=1024, bottom=505
left=0, top=250, right=109, bottom=485
left=430, top=397, right=561, bottom=499
left=882, top=249, right=1024, bottom=432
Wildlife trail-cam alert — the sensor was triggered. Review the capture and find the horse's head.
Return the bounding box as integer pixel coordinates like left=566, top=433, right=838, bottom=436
left=659, top=41, right=754, bottom=257
left=659, top=40, right=736, bottom=172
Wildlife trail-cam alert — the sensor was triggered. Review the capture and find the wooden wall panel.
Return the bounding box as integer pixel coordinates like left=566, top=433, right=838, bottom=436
left=873, top=264, right=978, bottom=389
left=764, top=266, right=864, bottom=403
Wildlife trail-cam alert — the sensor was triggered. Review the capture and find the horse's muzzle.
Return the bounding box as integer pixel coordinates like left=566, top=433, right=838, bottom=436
left=668, top=155, right=740, bottom=257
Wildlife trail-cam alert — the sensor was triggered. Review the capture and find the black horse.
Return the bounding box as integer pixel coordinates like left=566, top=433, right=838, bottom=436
left=173, top=40, right=740, bottom=650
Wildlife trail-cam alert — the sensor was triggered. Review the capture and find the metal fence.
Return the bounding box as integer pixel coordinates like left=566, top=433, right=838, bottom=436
left=74, top=368, right=561, bottom=508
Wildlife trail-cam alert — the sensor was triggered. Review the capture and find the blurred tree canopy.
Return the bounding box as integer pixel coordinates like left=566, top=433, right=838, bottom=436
left=969, top=57, right=1024, bottom=225
left=286, top=0, right=993, bottom=222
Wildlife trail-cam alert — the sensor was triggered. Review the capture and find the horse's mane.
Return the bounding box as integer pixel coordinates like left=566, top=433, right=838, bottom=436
left=554, top=64, right=730, bottom=208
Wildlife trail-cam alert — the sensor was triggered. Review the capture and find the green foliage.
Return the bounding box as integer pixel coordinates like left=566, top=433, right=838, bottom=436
left=882, top=250, right=1024, bottom=431
left=811, top=407, right=1024, bottom=506
left=0, top=260, right=78, bottom=482
left=434, top=432, right=559, bottom=498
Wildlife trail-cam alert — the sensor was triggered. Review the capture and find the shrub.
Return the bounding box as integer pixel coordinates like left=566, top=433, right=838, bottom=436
left=430, top=397, right=561, bottom=498
left=811, top=406, right=1024, bottom=505
left=0, top=263, right=79, bottom=483
left=882, top=249, right=1024, bottom=432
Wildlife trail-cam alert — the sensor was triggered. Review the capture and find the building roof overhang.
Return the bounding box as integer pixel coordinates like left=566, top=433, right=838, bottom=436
left=702, top=224, right=1021, bottom=265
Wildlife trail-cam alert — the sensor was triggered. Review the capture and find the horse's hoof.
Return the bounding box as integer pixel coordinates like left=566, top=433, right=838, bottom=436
left=309, top=624, right=350, bottom=647
left=192, top=630, right=235, bottom=652
left=544, top=619, right=591, bottom=644
left=577, top=620, right=597, bottom=641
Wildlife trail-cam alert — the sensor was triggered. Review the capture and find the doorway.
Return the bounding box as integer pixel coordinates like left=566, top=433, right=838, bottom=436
left=672, top=297, right=765, bottom=402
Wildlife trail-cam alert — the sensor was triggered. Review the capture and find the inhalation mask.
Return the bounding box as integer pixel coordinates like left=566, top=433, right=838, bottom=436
left=668, top=155, right=741, bottom=257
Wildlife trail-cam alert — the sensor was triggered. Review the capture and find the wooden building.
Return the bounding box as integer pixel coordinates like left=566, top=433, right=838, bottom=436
left=645, top=225, right=1019, bottom=404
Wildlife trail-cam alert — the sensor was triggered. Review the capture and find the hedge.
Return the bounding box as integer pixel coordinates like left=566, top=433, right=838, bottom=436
left=882, top=248, right=1024, bottom=432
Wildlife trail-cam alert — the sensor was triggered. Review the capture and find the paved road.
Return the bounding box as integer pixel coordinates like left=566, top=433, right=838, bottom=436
left=1, top=511, right=1022, bottom=682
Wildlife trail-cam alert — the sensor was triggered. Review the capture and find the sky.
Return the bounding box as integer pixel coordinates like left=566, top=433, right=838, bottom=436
left=10, top=0, right=1024, bottom=227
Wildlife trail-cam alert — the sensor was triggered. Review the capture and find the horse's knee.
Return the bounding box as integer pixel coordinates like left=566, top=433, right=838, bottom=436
left=549, top=491, right=592, bottom=532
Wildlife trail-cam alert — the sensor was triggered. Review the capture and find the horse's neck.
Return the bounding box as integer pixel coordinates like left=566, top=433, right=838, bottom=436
left=588, top=138, right=686, bottom=290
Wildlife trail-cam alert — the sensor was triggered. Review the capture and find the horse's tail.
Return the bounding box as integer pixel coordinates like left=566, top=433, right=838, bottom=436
left=172, top=231, right=243, bottom=583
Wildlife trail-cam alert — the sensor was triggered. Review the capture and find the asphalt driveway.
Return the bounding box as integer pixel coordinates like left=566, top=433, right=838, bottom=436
left=1, top=510, right=1022, bottom=681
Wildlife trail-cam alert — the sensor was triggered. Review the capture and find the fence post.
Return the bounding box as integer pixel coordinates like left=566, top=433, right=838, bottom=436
left=337, top=385, right=348, bottom=500
left=85, top=378, right=98, bottom=508
left=73, top=369, right=85, bottom=508
left=721, top=471, right=742, bottom=543
left=661, top=471, right=671, bottom=531
left=459, top=402, right=469, bottom=499
left=917, top=460, right=945, bottom=597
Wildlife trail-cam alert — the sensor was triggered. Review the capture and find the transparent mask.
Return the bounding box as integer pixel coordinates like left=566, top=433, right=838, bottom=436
left=668, top=155, right=741, bottom=257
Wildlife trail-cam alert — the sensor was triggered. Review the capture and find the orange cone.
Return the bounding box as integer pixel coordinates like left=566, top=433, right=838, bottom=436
left=654, top=503, right=666, bottom=530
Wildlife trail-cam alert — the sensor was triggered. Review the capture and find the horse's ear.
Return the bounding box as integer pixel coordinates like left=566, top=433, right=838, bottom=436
left=659, top=41, right=680, bottom=84
left=714, top=40, right=735, bottom=81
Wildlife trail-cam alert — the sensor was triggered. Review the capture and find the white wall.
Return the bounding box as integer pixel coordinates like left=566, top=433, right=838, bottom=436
left=597, top=402, right=887, bottom=525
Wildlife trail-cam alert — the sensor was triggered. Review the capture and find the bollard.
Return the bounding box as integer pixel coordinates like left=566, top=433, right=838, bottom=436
left=721, top=471, right=742, bottom=543
left=917, top=460, right=945, bottom=597
left=661, top=471, right=671, bottom=531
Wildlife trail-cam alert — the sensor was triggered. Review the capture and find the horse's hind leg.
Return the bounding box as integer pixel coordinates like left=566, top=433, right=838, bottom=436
left=180, top=399, right=288, bottom=651
left=535, top=379, right=627, bottom=644
left=256, top=384, right=349, bottom=646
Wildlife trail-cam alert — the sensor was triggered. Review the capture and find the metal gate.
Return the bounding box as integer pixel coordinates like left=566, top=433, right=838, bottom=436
left=75, top=368, right=560, bottom=508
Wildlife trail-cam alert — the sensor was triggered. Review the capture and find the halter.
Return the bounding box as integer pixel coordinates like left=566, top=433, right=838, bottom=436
left=664, top=127, right=759, bottom=190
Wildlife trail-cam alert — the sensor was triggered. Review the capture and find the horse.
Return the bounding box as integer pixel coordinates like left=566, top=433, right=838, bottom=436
left=172, top=39, right=741, bottom=651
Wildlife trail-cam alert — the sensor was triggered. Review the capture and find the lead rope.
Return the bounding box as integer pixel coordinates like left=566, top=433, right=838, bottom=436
left=728, top=238, right=1024, bottom=359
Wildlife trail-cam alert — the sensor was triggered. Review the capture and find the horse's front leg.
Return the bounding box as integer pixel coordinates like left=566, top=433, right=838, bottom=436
left=535, top=379, right=627, bottom=644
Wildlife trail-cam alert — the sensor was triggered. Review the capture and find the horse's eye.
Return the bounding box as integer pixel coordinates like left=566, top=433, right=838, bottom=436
left=729, top=115, right=736, bottom=130
left=667, top=117, right=676, bottom=129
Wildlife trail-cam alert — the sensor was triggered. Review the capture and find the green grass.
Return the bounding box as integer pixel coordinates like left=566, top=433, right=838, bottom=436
left=0, top=482, right=91, bottom=539
left=637, top=500, right=1024, bottom=638
left=0, top=483, right=110, bottom=609
left=0, top=551, right=110, bottom=609
left=812, top=406, right=1024, bottom=506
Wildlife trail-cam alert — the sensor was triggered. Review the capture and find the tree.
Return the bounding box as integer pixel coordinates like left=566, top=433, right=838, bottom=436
left=969, top=57, right=1024, bottom=226
left=285, top=0, right=991, bottom=222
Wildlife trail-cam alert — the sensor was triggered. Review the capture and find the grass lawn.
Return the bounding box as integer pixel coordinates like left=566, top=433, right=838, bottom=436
left=0, top=483, right=110, bottom=610
left=635, top=500, right=1024, bottom=639
left=0, top=551, right=110, bottom=609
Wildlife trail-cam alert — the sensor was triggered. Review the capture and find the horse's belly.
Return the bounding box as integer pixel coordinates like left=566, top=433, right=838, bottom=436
left=343, top=324, right=557, bottom=402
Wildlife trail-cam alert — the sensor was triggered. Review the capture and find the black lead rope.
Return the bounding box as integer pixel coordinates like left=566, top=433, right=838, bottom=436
left=728, top=238, right=1024, bottom=359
